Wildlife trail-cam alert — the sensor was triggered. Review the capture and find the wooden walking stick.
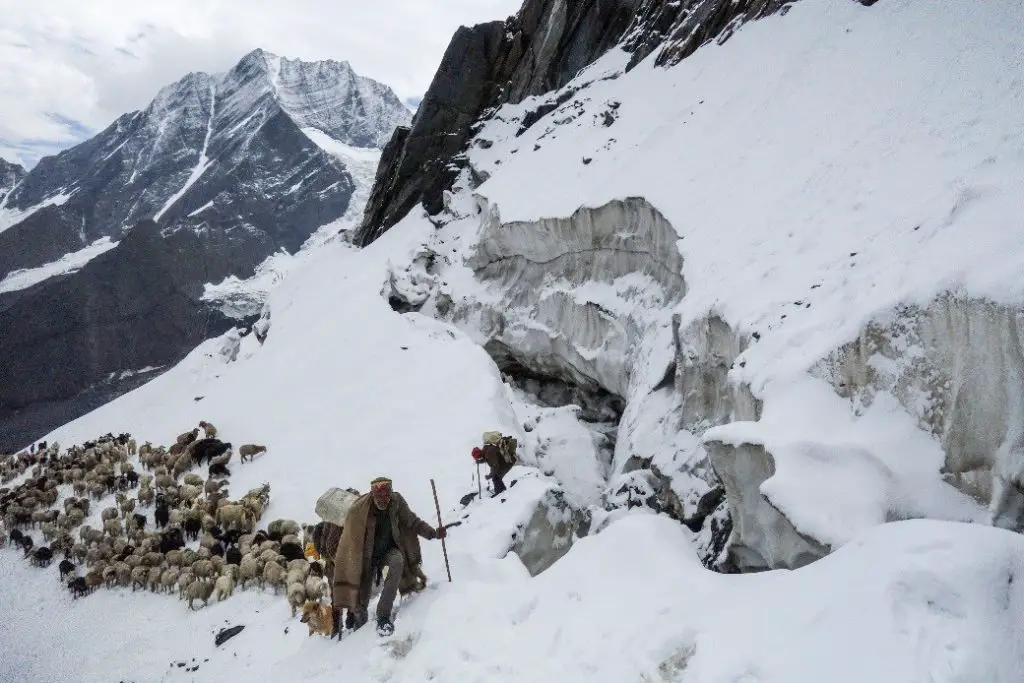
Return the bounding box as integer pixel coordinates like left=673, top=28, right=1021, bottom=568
left=430, top=479, right=452, bottom=582
left=476, top=462, right=482, bottom=498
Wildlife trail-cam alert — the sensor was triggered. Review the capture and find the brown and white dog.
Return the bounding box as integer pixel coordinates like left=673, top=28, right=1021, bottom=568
left=299, top=601, right=336, bottom=638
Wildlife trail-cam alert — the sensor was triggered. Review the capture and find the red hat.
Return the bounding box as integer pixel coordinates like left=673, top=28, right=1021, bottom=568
left=471, top=447, right=483, bottom=462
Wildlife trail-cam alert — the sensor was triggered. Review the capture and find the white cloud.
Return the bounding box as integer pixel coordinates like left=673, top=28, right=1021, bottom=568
left=0, top=0, right=523, bottom=167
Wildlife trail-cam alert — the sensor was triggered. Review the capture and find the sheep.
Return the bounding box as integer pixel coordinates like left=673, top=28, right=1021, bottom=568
left=238, top=555, right=262, bottom=589
left=184, top=579, right=215, bottom=609
left=199, top=421, right=218, bottom=439
left=130, top=566, right=149, bottom=591
left=192, top=559, right=215, bottom=580
left=172, top=454, right=192, bottom=478
left=179, top=484, right=202, bottom=505
left=103, top=518, right=123, bottom=538
left=286, top=581, right=307, bottom=616
left=160, top=568, right=180, bottom=594
left=304, top=575, right=325, bottom=603
left=101, top=507, right=119, bottom=522
left=68, top=576, right=89, bottom=599
left=262, top=560, right=286, bottom=593
left=208, top=463, right=231, bottom=478
left=280, top=540, right=305, bottom=562
left=176, top=428, right=200, bottom=446
left=216, top=504, right=255, bottom=533
left=225, top=546, right=242, bottom=566
left=119, top=497, right=136, bottom=518
left=147, top=566, right=163, bottom=592
left=239, top=444, right=267, bottom=463
left=103, top=565, right=118, bottom=587
left=267, top=519, right=301, bottom=540
left=182, top=473, right=204, bottom=487
left=58, top=558, right=76, bottom=581
left=177, top=570, right=195, bottom=598
left=204, top=479, right=226, bottom=496
left=286, top=559, right=311, bottom=580
left=212, top=566, right=235, bottom=602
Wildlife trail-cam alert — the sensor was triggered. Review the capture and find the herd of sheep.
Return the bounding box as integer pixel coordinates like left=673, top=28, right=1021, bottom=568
left=0, top=425, right=330, bottom=618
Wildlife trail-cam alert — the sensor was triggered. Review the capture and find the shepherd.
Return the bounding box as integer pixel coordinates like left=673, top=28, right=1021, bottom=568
left=478, top=431, right=518, bottom=497
left=331, top=477, right=446, bottom=637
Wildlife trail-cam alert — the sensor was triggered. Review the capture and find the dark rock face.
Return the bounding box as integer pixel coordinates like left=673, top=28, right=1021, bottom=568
left=0, top=221, right=239, bottom=450
left=0, top=158, right=25, bottom=200
left=356, top=0, right=874, bottom=246
left=0, top=49, right=410, bottom=451
left=355, top=0, right=637, bottom=246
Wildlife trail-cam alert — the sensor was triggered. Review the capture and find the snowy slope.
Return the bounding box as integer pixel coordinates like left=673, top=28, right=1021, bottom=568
left=5, top=0, right=1024, bottom=681
left=6, top=207, right=1024, bottom=683
left=452, top=0, right=1024, bottom=552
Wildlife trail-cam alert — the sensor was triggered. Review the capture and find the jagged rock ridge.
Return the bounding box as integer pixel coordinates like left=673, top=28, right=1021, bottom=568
left=0, top=159, right=25, bottom=201
left=355, top=0, right=882, bottom=246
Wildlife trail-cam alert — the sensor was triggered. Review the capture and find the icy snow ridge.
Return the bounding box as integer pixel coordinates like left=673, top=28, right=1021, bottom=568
left=456, top=0, right=1024, bottom=568
left=0, top=236, right=118, bottom=294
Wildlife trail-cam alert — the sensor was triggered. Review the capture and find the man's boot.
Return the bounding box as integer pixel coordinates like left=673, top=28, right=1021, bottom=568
left=331, top=608, right=342, bottom=640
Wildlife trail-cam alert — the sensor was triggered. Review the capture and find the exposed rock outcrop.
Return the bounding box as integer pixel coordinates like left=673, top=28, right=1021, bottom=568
left=355, top=0, right=817, bottom=246
left=512, top=487, right=591, bottom=575
left=0, top=158, right=25, bottom=200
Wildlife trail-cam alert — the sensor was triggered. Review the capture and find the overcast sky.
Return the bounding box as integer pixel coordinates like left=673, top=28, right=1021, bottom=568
left=0, top=0, right=523, bottom=168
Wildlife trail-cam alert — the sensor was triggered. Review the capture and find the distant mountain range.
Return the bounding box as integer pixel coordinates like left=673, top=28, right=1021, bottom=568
left=0, top=48, right=411, bottom=451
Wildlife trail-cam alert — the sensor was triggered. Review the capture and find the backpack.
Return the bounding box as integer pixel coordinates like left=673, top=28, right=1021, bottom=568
left=497, top=435, right=518, bottom=466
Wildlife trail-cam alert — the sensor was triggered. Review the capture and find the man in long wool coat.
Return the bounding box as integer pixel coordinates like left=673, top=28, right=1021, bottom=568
left=332, top=477, right=446, bottom=636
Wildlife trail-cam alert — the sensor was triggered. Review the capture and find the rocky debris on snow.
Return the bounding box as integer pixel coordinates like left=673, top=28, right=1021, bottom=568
left=511, top=487, right=590, bottom=576
left=214, top=624, right=245, bottom=647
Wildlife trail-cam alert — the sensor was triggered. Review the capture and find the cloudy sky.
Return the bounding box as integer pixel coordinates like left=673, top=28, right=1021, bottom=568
left=0, top=0, right=523, bottom=168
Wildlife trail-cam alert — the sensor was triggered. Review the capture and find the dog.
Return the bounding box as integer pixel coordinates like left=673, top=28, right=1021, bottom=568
left=299, top=601, right=336, bottom=638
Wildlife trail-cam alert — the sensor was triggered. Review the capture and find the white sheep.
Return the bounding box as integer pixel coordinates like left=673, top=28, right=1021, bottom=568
left=286, top=581, right=306, bottom=617
left=185, top=579, right=215, bottom=610
left=238, top=555, right=262, bottom=589
left=182, top=473, right=204, bottom=487
left=262, top=561, right=285, bottom=593
left=304, top=575, right=325, bottom=603
left=213, top=567, right=236, bottom=602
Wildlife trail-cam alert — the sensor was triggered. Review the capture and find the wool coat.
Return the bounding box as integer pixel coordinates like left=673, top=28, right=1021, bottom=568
left=331, top=491, right=435, bottom=612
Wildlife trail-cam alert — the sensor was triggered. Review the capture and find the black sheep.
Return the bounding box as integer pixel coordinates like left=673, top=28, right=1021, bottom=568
left=154, top=501, right=170, bottom=529
left=220, top=529, right=242, bottom=546
left=225, top=546, right=242, bottom=566
left=208, top=463, right=231, bottom=478
left=131, top=513, right=146, bottom=532
left=189, top=439, right=232, bottom=466
left=58, top=558, right=75, bottom=580
left=159, top=528, right=185, bottom=554
left=9, top=528, right=23, bottom=545
left=20, top=535, right=34, bottom=556
left=279, top=541, right=304, bottom=562
left=183, top=517, right=202, bottom=542
left=68, top=576, right=88, bottom=599
left=32, top=546, right=53, bottom=567
left=210, top=542, right=225, bottom=558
